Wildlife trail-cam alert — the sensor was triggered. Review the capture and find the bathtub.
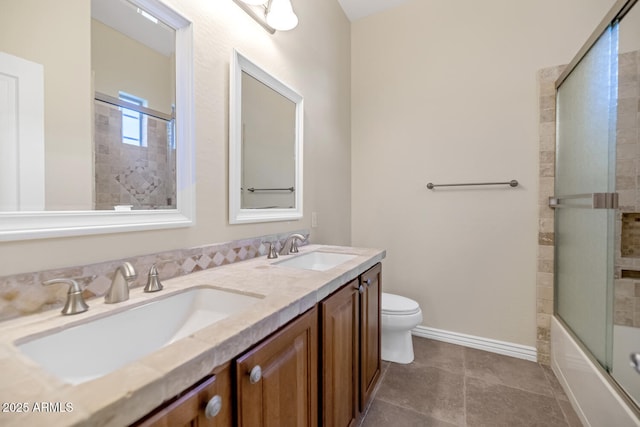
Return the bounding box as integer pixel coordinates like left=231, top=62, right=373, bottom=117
left=551, top=317, right=640, bottom=426
left=613, top=325, right=640, bottom=408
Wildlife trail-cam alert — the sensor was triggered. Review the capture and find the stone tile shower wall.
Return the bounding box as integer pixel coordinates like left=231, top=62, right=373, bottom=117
left=615, top=50, right=640, bottom=328
left=94, top=100, right=176, bottom=210
left=537, top=65, right=565, bottom=365
left=0, top=231, right=309, bottom=322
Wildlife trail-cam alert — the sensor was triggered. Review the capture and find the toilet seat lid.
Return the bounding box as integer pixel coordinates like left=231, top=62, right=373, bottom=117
left=381, top=292, right=420, bottom=315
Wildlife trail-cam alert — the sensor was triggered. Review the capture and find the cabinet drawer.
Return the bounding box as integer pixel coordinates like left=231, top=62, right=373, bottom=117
left=132, top=363, right=232, bottom=427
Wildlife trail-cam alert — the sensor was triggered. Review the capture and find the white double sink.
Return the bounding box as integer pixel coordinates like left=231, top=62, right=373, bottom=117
left=15, top=251, right=357, bottom=385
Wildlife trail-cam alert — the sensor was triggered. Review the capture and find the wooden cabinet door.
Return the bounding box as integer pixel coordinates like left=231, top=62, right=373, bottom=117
left=235, top=306, right=318, bottom=427
left=132, top=363, right=233, bottom=427
left=320, top=279, right=360, bottom=427
left=359, top=263, right=381, bottom=410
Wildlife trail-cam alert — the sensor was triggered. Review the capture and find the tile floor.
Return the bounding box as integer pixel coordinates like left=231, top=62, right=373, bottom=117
left=360, top=337, right=582, bottom=427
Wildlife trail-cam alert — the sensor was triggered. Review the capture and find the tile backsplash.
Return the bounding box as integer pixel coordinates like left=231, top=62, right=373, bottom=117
left=0, top=230, right=309, bottom=322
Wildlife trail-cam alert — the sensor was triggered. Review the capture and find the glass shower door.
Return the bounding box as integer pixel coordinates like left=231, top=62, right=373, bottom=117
left=611, top=3, right=640, bottom=405
left=554, top=25, right=618, bottom=368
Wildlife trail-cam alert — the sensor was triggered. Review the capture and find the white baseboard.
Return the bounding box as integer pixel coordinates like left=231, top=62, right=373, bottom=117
left=412, top=325, right=537, bottom=362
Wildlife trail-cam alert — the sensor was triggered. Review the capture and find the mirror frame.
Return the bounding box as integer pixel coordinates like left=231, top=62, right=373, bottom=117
left=0, top=0, right=194, bottom=241
left=229, top=49, right=304, bottom=224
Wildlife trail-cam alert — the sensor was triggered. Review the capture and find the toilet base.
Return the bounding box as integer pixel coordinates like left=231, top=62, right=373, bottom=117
left=381, top=329, right=415, bottom=364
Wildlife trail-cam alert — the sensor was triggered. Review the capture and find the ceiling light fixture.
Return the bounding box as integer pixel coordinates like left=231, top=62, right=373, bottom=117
left=265, top=0, right=298, bottom=31
left=233, top=0, right=298, bottom=33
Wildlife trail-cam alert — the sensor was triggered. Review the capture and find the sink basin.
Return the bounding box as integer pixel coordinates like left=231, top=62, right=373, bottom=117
left=16, top=287, right=262, bottom=385
left=274, top=251, right=357, bottom=271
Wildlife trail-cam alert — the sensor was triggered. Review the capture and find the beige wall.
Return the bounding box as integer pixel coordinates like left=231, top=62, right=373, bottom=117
left=351, top=0, right=615, bottom=347
left=0, top=0, right=351, bottom=276
left=92, top=19, right=174, bottom=113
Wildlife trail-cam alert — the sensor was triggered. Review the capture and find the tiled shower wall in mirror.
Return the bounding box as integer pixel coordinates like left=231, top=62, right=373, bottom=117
left=94, top=100, right=176, bottom=210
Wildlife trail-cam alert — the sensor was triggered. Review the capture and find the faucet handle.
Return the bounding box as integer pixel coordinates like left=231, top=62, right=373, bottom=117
left=144, top=265, right=163, bottom=293
left=266, top=242, right=278, bottom=259
left=43, top=279, right=89, bottom=315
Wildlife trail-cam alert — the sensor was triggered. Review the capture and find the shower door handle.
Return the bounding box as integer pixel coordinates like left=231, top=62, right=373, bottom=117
left=631, top=353, right=640, bottom=374
left=548, top=193, right=618, bottom=209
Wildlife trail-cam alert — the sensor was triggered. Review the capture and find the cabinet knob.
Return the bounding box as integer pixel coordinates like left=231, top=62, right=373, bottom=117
left=354, top=284, right=364, bottom=293
left=204, top=395, right=222, bottom=419
left=364, top=278, right=372, bottom=286
left=249, top=365, right=262, bottom=384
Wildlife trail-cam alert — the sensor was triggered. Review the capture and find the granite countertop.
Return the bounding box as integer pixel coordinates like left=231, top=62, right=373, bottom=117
left=0, top=244, right=385, bottom=426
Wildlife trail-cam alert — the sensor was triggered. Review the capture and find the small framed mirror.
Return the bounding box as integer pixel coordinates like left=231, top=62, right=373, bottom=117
left=229, top=50, right=303, bottom=224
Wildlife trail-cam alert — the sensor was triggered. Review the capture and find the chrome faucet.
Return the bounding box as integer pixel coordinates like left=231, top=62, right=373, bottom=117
left=279, top=233, right=306, bottom=255
left=105, top=262, right=137, bottom=304
left=43, top=278, right=89, bottom=315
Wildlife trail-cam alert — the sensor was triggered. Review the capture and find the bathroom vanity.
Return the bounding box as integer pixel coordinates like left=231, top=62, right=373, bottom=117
left=0, top=245, right=384, bottom=427
left=133, top=262, right=381, bottom=426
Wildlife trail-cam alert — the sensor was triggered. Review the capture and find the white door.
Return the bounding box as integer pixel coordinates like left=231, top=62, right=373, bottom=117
left=0, top=51, right=45, bottom=211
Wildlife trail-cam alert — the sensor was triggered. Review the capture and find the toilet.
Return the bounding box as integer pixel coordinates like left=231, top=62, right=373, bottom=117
left=381, top=292, right=423, bottom=364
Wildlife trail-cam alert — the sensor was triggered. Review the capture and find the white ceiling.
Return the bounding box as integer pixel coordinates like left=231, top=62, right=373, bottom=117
left=337, top=0, right=412, bottom=21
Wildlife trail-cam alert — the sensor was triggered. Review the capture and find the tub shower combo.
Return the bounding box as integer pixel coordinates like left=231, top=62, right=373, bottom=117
left=551, top=0, right=640, bottom=424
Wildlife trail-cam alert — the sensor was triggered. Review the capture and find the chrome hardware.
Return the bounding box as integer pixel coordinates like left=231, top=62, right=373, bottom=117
left=631, top=353, right=640, bottom=374
left=43, top=278, right=89, bottom=315
left=427, top=180, right=518, bottom=190
left=204, top=395, right=223, bottom=419
left=144, top=265, right=163, bottom=293
left=249, top=365, right=262, bottom=384
left=355, top=283, right=364, bottom=294
left=105, top=262, right=137, bottom=304
left=279, top=233, right=306, bottom=255
left=266, top=242, right=278, bottom=259
left=549, top=192, right=619, bottom=209
left=95, top=92, right=174, bottom=121
left=364, top=278, right=372, bottom=287
left=247, top=187, right=295, bottom=192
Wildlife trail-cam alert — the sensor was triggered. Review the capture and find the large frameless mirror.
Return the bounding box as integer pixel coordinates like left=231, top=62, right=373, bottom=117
left=229, top=49, right=303, bottom=224
left=0, top=0, right=194, bottom=241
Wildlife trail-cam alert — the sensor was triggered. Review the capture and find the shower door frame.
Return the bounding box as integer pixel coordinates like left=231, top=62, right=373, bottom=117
left=552, top=0, right=640, bottom=418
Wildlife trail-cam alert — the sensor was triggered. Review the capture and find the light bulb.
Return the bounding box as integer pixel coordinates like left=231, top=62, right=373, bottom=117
left=266, top=0, right=298, bottom=31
